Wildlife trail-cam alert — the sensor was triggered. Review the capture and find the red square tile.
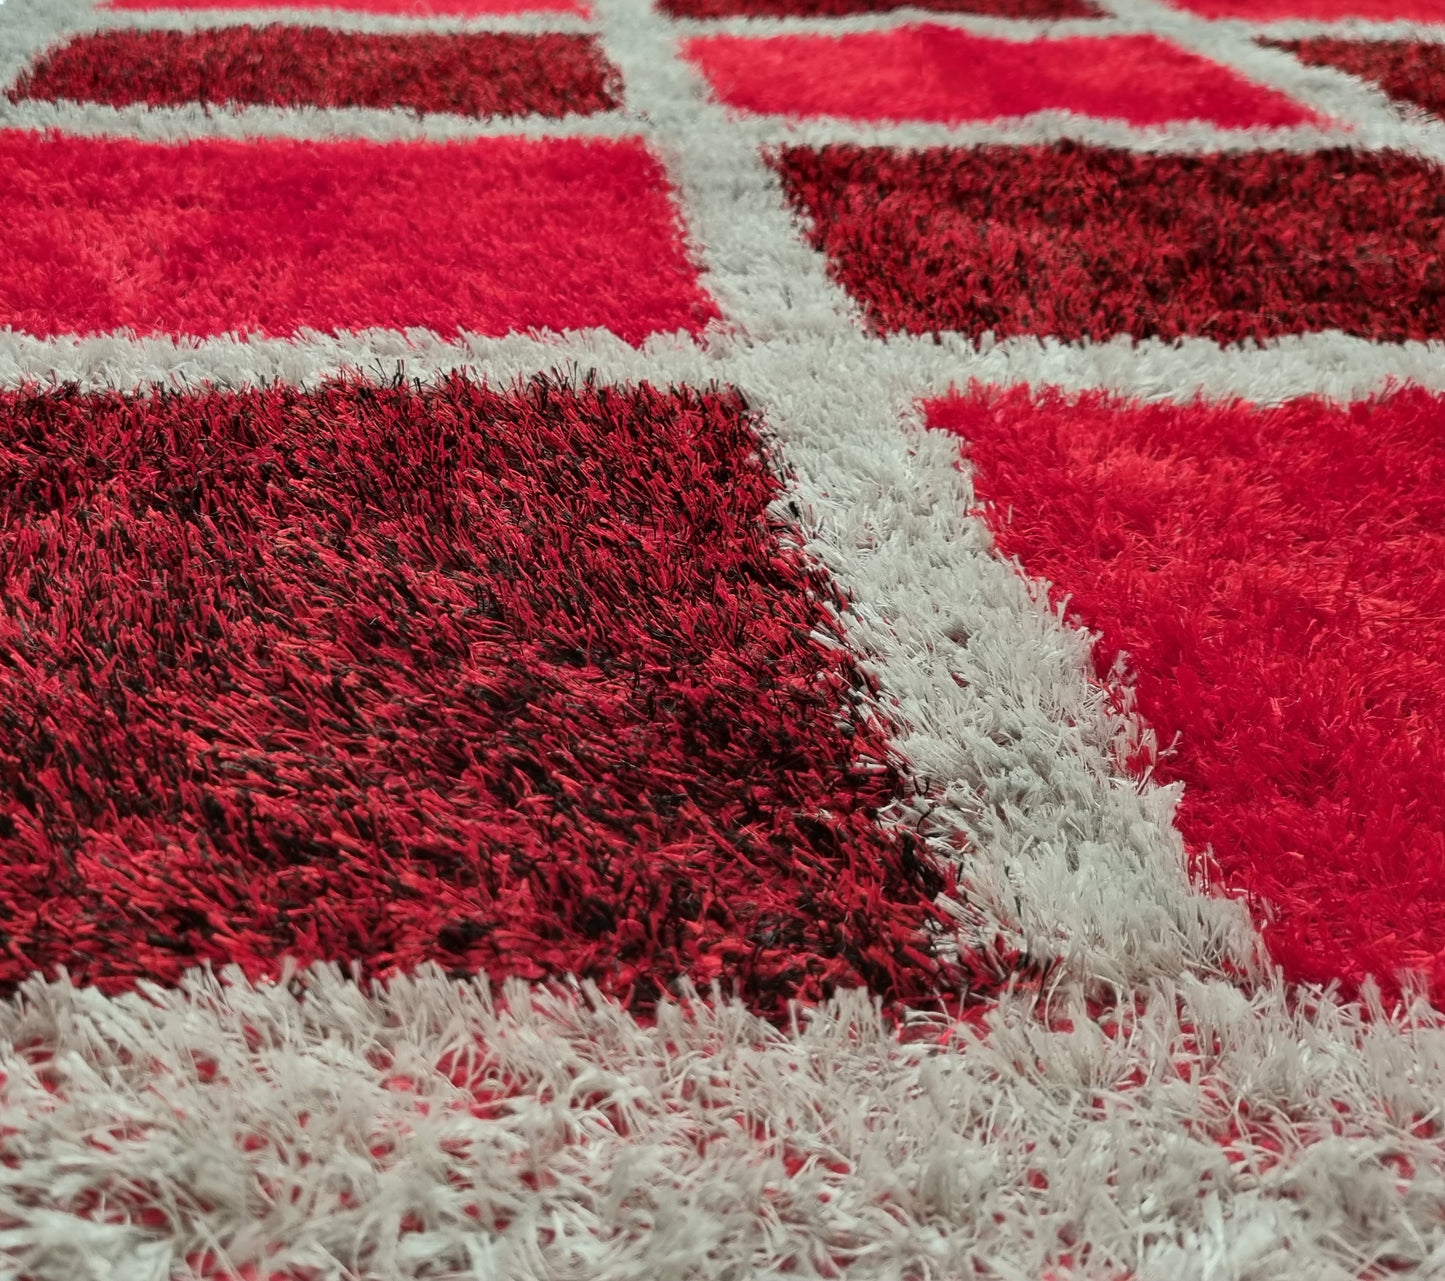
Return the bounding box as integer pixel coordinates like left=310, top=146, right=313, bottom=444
left=687, top=27, right=1317, bottom=128
left=0, top=132, right=715, bottom=344
left=773, top=143, right=1445, bottom=345
left=933, top=385, right=1445, bottom=1002
left=0, top=380, right=960, bottom=1015
left=9, top=28, right=621, bottom=118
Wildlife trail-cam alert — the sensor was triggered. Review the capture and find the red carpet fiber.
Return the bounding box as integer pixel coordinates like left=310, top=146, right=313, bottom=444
left=0, top=380, right=956, bottom=1011
left=932, top=385, right=1445, bottom=1000
left=3, top=0, right=1445, bottom=1277
left=9, top=27, right=623, bottom=116
left=0, top=132, right=717, bottom=341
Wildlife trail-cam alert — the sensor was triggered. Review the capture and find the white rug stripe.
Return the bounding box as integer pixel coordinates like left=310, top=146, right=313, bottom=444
left=0, top=96, right=636, bottom=142
left=731, top=112, right=1363, bottom=156
left=9, top=327, right=1445, bottom=407
left=4, top=966, right=1445, bottom=1280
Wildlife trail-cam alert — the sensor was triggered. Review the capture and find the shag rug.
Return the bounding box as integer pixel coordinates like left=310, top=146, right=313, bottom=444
left=2, top=0, right=1445, bottom=1275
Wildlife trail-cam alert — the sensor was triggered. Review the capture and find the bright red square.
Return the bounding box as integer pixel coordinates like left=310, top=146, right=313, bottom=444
left=687, top=28, right=1317, bottom=128
left=0, top=132, right=715, bottom=344
left=934, top=385, right=1445, bottom=1002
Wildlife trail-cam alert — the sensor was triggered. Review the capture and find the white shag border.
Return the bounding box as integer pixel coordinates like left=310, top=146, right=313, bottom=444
left=0, top=0, right=81, bottom=93
left=2, top=0, right=1445, bottom=1274
left=0, top=97, right=636, bottom=142
left=9, top=325, right=1445, bottom=407
left=729, top=111, right=1361, bottom=155
left=4, top=965, right=1445, bottom=1281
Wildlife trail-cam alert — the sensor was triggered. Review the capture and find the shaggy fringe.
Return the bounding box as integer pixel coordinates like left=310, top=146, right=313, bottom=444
left=4, top=965, right=1445, bottom=1280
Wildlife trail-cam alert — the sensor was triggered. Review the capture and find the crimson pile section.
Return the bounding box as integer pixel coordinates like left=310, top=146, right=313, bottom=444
left=9, top=27, right=622, bottom=118
left=933, top=386, right=1445, bottom=1002
left=0, top=380, right=963, bottom=1017
left=0, top=132, right=715, bottom=343
left=773, top=143, right=1445, bottom=344
left=689, top=28, right=1316, bottom=128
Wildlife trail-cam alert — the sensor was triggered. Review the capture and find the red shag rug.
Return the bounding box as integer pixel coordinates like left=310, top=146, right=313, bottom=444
left=2, top=0, right=1445, bottom=1276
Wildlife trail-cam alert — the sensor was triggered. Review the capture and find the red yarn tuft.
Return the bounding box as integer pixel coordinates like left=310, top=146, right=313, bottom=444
left=0, top=131, right=716, bottom=344
left=772, top=143, right=1445, bottom=346
left=0, top=379, right=967, bottom=1018
left=10, top=27, right=622, bottom=118
left=932, top=384, right=1445, bottom=1003
left=688, top=29, right=1315, bottom=128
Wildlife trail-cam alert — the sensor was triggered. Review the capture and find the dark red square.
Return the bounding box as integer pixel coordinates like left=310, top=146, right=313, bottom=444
left=774, top=143, right=1445, bottom=346
left=0, top=381, right=959, bottom=1017
left=10, top=26, right=620, bottom=118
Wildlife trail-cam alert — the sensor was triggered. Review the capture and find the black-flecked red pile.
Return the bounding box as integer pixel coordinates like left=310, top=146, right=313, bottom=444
left=1267, top=36, right=1445, bottom=121
left=9, top=25, right=622, bottom=118
left=773, top=141, right=1445, bottom=345
left=0, top=379, right=974, bottom=1018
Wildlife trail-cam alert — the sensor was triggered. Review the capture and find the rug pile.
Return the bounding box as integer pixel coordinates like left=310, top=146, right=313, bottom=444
left=1, top=0, right=1445, bottom=1276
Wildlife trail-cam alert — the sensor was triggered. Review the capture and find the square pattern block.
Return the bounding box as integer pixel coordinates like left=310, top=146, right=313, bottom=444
left=0, top=131, right=716, bottom=345
left=934, top=385, right=1445, bottom=1002
left=773, top=142, right=1445, bottom=345
left=0, top=381, right=962, bottom=1016
left=9, top=28, right=621, bottom=118
left=688, top=27, right=1317, bottom=128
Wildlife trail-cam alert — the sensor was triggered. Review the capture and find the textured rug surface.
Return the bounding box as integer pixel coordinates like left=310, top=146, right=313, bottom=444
left=2, top=0, right=1445, bottom=1276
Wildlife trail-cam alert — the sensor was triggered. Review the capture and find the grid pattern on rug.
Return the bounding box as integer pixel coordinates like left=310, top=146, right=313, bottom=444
left=3, top=0, right=1445, bottom=1276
